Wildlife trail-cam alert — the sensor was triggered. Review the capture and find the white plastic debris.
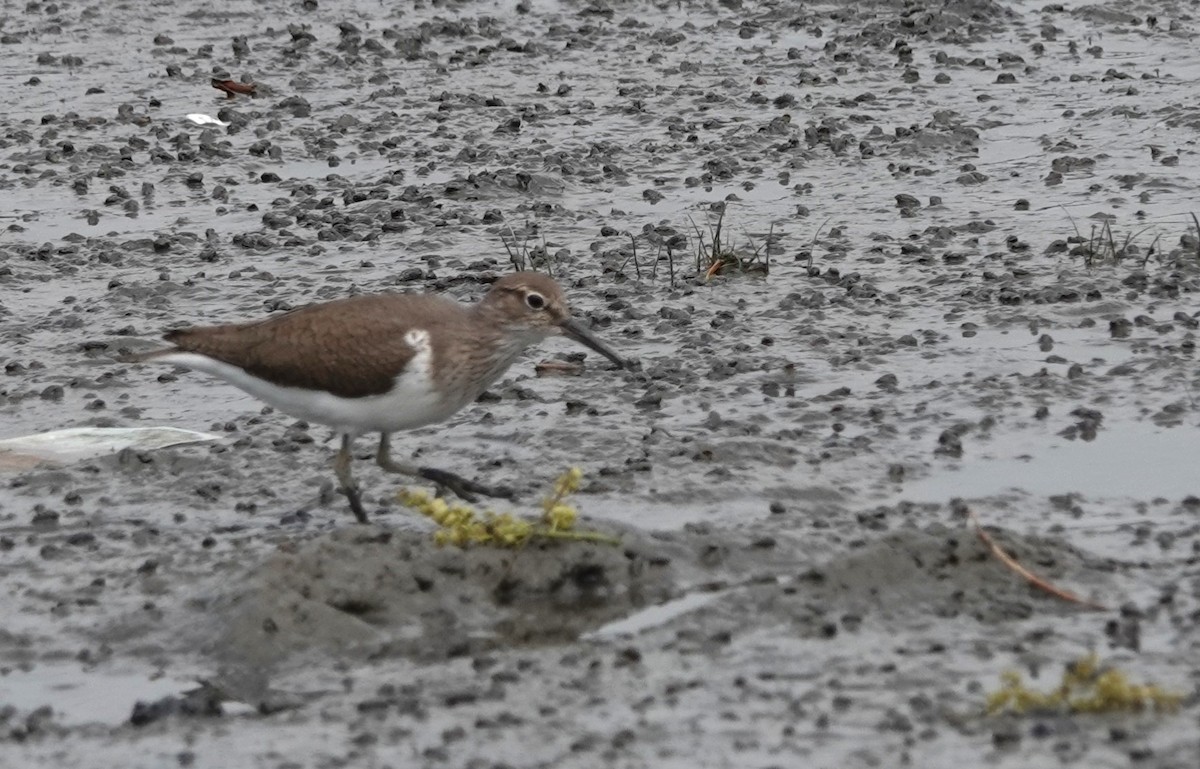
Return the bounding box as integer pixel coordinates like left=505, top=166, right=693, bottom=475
left=184, top=113, right=230, bottom=127
left=0, top=426, right=222, bottom=470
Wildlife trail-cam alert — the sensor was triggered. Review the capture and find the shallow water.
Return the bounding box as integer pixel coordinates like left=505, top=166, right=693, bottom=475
left=0, top=666, right=194, bottom=727
left=902, top=420, right=1200, bottom=502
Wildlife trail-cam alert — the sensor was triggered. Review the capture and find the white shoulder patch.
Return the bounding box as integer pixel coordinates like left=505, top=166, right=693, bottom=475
left=403, top=329, right=434, bottom=380
left=405, top=328, right=431, bottom=353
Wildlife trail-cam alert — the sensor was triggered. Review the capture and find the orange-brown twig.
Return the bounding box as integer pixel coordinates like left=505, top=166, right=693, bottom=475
left=968, top=509, right=1108, bottom=611
left=212, top=79, right=256, bottom=99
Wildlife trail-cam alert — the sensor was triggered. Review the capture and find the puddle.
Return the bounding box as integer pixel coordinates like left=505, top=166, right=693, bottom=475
left=900, top=421, right=1200, bottom=502
left=0, top=665, right=192, bottom=726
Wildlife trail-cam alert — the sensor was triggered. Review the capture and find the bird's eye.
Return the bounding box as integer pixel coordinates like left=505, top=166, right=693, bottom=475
left=525, top=291, right=546, bottom=310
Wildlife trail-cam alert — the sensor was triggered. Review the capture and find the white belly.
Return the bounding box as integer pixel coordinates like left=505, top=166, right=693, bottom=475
left=156, top=352, right=456, bottom=438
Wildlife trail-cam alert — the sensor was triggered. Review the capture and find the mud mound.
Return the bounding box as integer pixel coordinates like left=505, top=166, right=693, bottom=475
left=629, top=522, right=1122, bottom=649
left=780, top=524, right=1118, bottom=629
left=210, top=521, right=801, bottom=667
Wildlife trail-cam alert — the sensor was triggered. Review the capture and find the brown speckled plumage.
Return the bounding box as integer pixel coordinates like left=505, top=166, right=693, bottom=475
left=142, top=272, right=610, bottom=400
left=160, top=293, right=462, bottom=399
left=132, top=272, right=627, bottom=523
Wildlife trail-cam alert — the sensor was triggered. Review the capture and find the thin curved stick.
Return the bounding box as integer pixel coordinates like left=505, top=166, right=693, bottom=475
left=968, top=509, right=1108, bottom=611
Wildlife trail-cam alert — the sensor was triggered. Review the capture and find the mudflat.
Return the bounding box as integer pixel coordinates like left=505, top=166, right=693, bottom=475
left=1, top=1, right=1197, bottom=767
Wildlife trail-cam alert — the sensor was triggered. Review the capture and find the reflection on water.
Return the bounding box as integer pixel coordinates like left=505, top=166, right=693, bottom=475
left=0, top=665, right=191, bottom=725
left=901, top=421, right=1200, bottom=501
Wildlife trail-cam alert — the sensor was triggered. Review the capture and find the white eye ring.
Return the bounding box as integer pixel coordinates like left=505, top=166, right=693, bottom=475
left=525, top=291, right=546, bottom=310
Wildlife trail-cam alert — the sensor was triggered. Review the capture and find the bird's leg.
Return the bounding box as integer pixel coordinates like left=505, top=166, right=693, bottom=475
left=376, top=433, right=514, bottom=503
left=334, top=434, right=369, bottom=524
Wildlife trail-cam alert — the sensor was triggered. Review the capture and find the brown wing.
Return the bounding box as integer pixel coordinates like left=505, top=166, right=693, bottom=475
left=161, top=294, right=462, bottom=398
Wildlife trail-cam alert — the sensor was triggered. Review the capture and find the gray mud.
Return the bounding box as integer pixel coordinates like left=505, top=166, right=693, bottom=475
left=2, top=0, right=1199, bottom=766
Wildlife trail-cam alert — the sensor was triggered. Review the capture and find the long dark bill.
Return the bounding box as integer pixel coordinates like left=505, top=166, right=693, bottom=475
left=560, top=317, right=627, bottom=369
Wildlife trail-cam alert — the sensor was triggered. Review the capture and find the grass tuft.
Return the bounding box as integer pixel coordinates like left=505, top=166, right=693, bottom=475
left=1056, top=207, right=1200, bottom=268
left=689, top=205, right=774, bottom=279
left=501, top=222, right=557, bottom=277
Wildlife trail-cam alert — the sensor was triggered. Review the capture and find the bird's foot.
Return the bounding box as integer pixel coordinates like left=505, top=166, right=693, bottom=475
left=342, top=484, right=370, bottom=524
left=418, top=467, right=515, bottom=503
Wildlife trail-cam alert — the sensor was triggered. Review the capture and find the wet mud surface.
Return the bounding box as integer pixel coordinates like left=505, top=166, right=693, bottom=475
left=2, top=0, right=1199, bottom=766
